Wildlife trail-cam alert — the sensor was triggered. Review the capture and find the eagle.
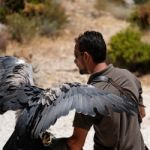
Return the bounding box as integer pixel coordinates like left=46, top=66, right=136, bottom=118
left=0, top=56, right=138, bottom=150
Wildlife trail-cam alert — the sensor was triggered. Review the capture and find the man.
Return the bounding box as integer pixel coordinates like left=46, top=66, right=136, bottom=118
left=67, top=31, right=146, bottom=150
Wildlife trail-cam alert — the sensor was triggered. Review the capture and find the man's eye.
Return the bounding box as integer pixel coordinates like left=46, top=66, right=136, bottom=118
left=74, top=53, right=78, bottom=58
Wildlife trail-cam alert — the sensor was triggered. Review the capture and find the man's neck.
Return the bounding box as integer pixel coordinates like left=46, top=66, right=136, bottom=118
left=92, top=62, right=108, bottom=74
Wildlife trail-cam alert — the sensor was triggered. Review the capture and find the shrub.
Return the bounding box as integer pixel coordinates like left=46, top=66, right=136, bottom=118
left=108, top=27, right=150, bottom=74
left=3, top=0, right=67, bottom=42
left=0, top=7, right=8, bottom=23
left=3, top=0, right=25, bottom=13
left=27, top=0, right=44, bottom=4
left=26, top=0, right=67, bottom=37
left=133, top=0, right=149, bottom=4
left=23, top=2, right=46, bottom=16
left=128, top=3, right=150, bottom=29
left=6, top=13, right=36, bottom=43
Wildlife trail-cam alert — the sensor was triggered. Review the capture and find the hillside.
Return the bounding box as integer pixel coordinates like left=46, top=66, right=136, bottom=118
left=4, top=0, right=150, bottom=87
left=5, top=0, right=131, bottom=87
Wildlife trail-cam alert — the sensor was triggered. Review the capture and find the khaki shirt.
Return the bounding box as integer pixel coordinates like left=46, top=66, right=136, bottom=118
left=73, top=64, right=145, bottom=150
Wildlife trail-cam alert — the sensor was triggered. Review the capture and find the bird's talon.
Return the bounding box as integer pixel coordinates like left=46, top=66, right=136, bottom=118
left=41, top=132, right=54, bottom=146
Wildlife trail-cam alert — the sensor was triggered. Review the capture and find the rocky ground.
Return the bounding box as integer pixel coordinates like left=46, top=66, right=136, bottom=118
left=0, top=0, right=150, bottom=149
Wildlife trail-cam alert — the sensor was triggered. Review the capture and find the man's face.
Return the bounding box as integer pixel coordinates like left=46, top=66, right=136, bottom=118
left=74, top=44, right=88, bottom=74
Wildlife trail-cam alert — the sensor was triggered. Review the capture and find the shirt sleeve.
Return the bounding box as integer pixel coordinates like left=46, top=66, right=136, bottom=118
left=135, top=76, right=143, bottom=103
left=73, top=112, right=94, bottom=130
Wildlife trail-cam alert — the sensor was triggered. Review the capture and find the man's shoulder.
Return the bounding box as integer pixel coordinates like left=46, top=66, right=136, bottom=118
left=113, top=66, right=131, bottom=75
left=108, top=66, right=142, bottom=94
left=113, top=66, right=137, bottom=80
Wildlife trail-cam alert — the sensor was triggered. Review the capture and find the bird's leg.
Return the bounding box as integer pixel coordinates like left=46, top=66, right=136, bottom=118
left=41, top=131, right=55, bottom=146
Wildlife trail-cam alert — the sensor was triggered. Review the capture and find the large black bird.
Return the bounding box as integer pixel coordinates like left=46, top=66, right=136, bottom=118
left=0, top=56, right=138, bottom=150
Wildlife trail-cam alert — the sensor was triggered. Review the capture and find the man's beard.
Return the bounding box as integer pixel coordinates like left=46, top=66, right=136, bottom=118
left=79, top=69, right=88, bottom=74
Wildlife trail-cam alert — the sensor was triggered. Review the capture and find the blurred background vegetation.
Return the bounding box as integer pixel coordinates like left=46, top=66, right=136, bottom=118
left=0, top=0, right=67, bottom=42
left=0, top=0, right=150, bottom=75
left=95, top=0, right=150, bottom=75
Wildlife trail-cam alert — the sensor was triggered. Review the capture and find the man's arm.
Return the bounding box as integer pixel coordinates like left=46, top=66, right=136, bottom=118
left=139, top=86, right=146, bottom=118
left=139, top=102, right=146, bottom=119
left=138, top=85, right=146, bottom=123
left=67, top=127, right=88, bottom=150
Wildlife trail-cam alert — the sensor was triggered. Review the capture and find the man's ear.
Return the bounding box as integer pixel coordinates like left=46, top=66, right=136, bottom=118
left=83, top=52, right=92, bottom=62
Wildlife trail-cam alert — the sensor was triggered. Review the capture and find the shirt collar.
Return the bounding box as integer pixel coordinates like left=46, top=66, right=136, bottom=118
left=88, top=64, right=114, bottom=84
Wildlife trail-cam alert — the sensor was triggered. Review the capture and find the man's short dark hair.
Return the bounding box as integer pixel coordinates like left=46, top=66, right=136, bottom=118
left=75, top=31, right=107, bottom=63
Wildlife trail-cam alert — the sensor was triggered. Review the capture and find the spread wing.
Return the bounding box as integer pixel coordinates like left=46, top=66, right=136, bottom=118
left=15, top=82, right=137, bottom=139
left=0, top=56, right=34, bottom=113
left=0, top=56, right=137, bottom=141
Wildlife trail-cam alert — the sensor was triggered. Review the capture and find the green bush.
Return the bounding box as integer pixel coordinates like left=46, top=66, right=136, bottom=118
left=6, top=13, right=36, bottom=43
left=108, top=27, right=150, bottom=74
left=3, top=0, right=25, bottom=12
left=2, top=0, right=67, bottom=42
left=27, top=0, right=44, bottom=4
left=23, top=0, right=67, bottom=37
left=128, top=3, right=150, bottom=29
left=0, top=7, right=8, bottom=23
left=23, top=3, right=46, bottom=17
left=0, top=0, right=25, bottom=23
left=133, top=0, right=149, bottom=4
